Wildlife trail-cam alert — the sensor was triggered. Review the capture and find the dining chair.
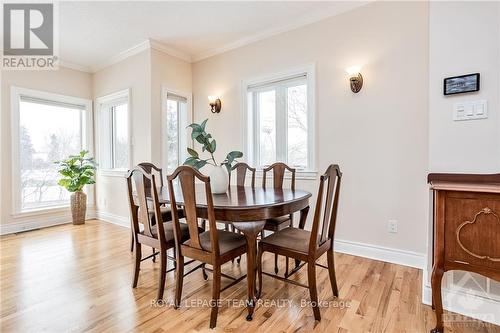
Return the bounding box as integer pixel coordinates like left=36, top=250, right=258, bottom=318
left=126, top=167, right=196, bottom=301
left=262, top=162, right=296, bottom=275
left=256, top=164, right=342, bottom=322
left=129, top=162, right=165, bottom=252
left=226, top=162, right=256, bottom=264
left=168, top=166, right=248, bottom=328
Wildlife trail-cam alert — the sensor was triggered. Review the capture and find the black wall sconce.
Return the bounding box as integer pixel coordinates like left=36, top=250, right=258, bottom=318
left=208, top=96, right=222, bottom=113
left=346, top=66, right=363, bottom=93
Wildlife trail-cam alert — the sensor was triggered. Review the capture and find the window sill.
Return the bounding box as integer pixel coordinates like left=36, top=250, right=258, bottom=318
left=12, top=205, right=70, bottom=218
left=97, top=169, right=128, bottom=178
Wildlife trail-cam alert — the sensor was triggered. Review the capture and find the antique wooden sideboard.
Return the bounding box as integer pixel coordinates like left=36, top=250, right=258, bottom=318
left=428, top=173, right=500, bottom=333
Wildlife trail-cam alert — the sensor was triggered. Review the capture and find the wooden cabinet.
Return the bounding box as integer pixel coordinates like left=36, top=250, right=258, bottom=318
left=428, top=173, right=500, bottom=333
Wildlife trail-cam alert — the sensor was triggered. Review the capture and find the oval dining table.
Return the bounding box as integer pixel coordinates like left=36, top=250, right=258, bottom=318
left=155, top=184, right=312, bottom=321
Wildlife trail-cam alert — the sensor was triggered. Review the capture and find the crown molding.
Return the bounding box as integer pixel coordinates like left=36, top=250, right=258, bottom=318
left=59, top=60, right=93, bottom=73
left=90, top=40, right=151, bottom=73
left=192, top=1, right=370, bottom=62
left=149, top=39, right=192, bottom=63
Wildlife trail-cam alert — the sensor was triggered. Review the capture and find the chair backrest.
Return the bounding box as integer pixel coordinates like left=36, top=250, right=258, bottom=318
left=262, top=162, right=296, bottom=190
left=167, top=166, right=220, bottom=256
left=126, top=167, right=166, bottom=243
left=229, top=162, right=256, bottom=188
left=309, top=164, right=342, bottom=253
left=138, top=162, right=164, bottom=189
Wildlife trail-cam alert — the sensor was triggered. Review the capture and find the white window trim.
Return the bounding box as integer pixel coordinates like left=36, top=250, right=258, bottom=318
left=10, top=86, right=94, bottom=216
left=241, top=63, right=317, bottom=179
left=161, top=85, right=193, bottom=173
left=95, top=89, right=132, bottom=176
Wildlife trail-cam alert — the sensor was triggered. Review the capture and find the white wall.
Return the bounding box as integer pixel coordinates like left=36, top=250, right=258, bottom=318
left=192, top=1, right=430, bottom=255
left=425, top=1, right=500, bottom=324
left=0, top=67, right=93, bottom=232
left=429, top=1, right=500, bottom=173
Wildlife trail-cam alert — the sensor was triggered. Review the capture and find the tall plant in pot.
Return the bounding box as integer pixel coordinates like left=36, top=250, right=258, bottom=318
left=184, top=119, right=242, bottom=194
left=55, top=150, right=97, bottom=225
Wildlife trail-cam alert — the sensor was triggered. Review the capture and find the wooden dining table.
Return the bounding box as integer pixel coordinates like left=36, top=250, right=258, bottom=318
left=154, top=183, right=312, bottom=321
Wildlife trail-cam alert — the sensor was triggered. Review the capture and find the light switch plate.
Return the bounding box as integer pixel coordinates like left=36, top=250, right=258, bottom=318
left=453, top=100, right=487, bottom=121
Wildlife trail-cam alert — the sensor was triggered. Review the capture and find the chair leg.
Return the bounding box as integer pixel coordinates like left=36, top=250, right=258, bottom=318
left=274, top=253, right=279, bottom=274
left=284, top=257, right=289, bottom=277
left=157, top=250, right=167, bottom=301
left=132, top=242, right=141, bottom=288
left=202, top=263, right=208, bottom=280
left=130, top=229, right=134, bottom=252
left=256, top=247, right=264, bottom=298
left=327, top=250, right=339, bottom=297
left=209, top=265, right=222, bottom=328
left=172, top=247, right=177, bottom=269
left=175, top=255, right=185, bottom=308
left=307, top=260, right=321, bottom=321
left=152, top=248, right=156, bottom=263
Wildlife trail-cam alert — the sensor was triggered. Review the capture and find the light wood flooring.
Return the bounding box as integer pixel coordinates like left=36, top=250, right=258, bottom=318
left=1, top=220, right=498, bottom=333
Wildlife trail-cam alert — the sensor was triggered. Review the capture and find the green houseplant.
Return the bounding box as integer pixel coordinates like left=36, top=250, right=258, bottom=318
left=184, top=119, right=242, bottom=193
left=55, top=150, right=97, bottom=225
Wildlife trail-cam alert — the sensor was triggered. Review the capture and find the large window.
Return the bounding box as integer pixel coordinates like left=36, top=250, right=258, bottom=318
left=96, top=89, right=130, bottom=171
left=11, top=87, right=92, bottom=213
left=246, top=67, right=314, bottom=171
left=162, top=91, right=189, bottom=173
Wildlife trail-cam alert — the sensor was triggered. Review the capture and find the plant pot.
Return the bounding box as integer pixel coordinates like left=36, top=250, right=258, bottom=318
left=71, top=191, right=87, bottom=225
left=209, top=165, right=229, bottom=194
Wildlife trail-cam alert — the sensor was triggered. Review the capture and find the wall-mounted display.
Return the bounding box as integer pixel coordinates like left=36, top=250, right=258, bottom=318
left=444, top=73, right=480, bottom=95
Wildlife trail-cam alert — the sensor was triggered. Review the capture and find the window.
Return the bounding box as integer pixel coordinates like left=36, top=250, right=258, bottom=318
left=246, top=67, right=315, bottom=172
left=162, top=91, right=189, bottom=173
left=96, top=90, right=130, bottom=171
left=11, top=87, right=92, bottom=213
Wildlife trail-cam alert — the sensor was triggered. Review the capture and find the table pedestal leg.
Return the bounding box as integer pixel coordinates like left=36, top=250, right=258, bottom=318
left=236, top=220, right=266, bottom=321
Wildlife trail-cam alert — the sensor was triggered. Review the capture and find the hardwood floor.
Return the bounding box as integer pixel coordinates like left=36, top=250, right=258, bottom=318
left=0, top=220, right=498, bottom=333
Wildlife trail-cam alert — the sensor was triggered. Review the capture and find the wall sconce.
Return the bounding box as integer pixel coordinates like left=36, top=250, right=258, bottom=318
left=346, top=66, right=363, bottom=93
left=208, top=96, right=222, bottom=113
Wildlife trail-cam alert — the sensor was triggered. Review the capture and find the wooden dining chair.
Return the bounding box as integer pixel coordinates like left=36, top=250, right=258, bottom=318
left=262, top=162, right=296, bottom=274
left=130, top=162, right=165, bottom=252
left=126, top=167, right=195, bottom=301
left=226, top=162, right=256, bottom=264
left=257, top=164, right=342, bottom=322
left=168, top=166, right=248, bottom=328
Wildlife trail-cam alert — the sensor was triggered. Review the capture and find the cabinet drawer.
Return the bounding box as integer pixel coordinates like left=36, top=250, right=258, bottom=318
left=444, top=191, right=500, bottom=270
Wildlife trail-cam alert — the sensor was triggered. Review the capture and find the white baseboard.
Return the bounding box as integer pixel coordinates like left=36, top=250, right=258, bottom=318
left=0, top=209, right=97, bottom=235
left=334, top=239, right=426, bottom=269
left=422, top=282, right=500, bottom=326
left=95, top=211, right=129, bottom=228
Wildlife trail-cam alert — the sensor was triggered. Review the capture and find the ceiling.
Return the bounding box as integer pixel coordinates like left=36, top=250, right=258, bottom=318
left=59, top=1, right=368, bottom=72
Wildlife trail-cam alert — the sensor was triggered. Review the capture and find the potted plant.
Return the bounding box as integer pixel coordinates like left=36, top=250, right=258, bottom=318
left=55, top=150, right=97, bottom=225
left=184, top=119, right=242, bottom=194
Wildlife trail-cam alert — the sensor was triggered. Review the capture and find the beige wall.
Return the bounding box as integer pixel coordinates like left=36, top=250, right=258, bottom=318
left=92, top=48, right=192, bottom=220
left=192, top=1, right=430, bottom=254
left=150, top=48, right=192, bottom=165
left=0, top=67, right=93, bottom=228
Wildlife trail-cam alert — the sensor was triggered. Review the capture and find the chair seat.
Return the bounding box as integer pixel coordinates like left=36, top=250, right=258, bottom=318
left=141, top=206, right=184, bottom=224
left=264, top=215, right=292, bottom=231
left=184, top=230, right=246, bottom=255
left=260, top=227, right=311, bottom=254
left=142, top=221, right=195, bottom=244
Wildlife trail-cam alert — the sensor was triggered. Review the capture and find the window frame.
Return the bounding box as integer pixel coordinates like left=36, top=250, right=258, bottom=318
left=161, top=86, right=192, bottom=174
left=10, top=86, right=94, bottom=215
left=95, top=89, right=131, bottom=176
left=242, top=64, right=316, bottom=178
